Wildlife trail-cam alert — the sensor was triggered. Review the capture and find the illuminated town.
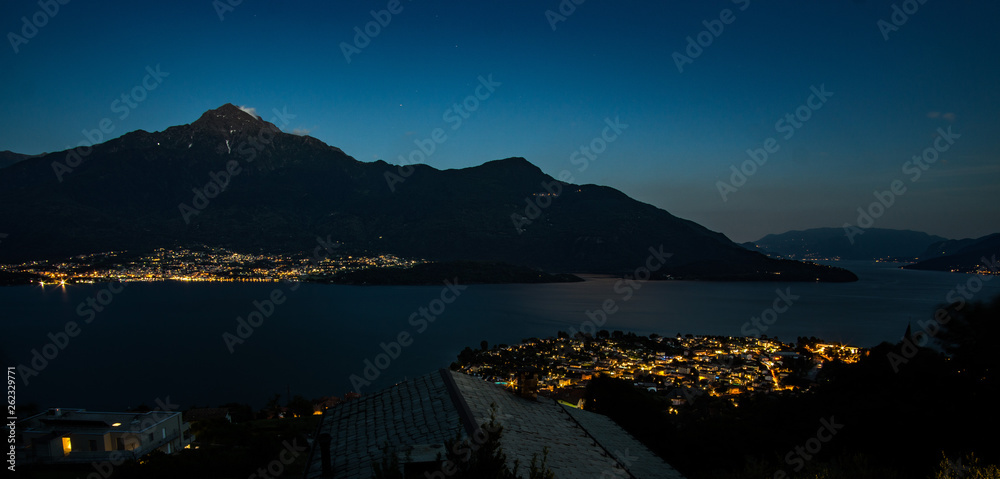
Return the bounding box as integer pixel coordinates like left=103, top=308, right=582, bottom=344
left=455, top=333, right=863, bottom=411
left=0, top=245, right=424, bottom=284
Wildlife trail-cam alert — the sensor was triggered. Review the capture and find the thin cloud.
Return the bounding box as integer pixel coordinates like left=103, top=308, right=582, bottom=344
left=926, top=111, right=956, bottom=122
left=237, top=105, right=259, bottom=118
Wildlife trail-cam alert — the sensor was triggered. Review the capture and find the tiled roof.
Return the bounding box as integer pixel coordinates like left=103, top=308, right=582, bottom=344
left=561, top=404, right=684, bottom=479
left=304, top=371, right=464, bottom=479
left=452, top=371, right=683, bottom=479
left=303, top=370, right=685, bottom=479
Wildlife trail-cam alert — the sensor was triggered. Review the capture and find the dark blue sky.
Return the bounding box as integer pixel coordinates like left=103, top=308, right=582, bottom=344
left=2, top=0, right=997, bottom=242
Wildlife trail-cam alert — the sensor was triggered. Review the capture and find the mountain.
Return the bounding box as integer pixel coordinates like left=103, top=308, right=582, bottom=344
left=903, top=234, right=1000, bottom=274
left=0, top=150, right=35, bottom=169
left=0, top=104, right=856, bottom=282
left=916, top=236, right=990, bottom=260
left=745, top=228, right=947, bottom=261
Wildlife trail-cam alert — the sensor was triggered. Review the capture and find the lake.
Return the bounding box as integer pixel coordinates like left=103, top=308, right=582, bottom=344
left=2, top=261, right=997, bottom=410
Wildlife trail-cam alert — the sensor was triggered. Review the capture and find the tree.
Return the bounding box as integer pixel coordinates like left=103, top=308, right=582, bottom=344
left=219, top=402, right=253, bottom=423
left=937, top=295, right=1000, bottom=384
left=935, top=453, right=1000, bottom=479
left=414, top=405, right=556, bottom=479
left=527, top=447, right=556, bottom=479
left=372, top=444, right=404, bottom=479
left=263, top=393, right=281, bottom=418
left=458, top=346, right=477, bottom=364
left=287, top=395, right=313, bottom=418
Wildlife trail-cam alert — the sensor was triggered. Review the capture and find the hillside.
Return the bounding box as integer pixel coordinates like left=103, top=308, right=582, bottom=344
left=0, top=104, right=856, bottom=282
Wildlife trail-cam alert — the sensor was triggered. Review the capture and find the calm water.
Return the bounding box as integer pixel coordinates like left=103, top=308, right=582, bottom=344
left=2, top=261, right=997, bottom=410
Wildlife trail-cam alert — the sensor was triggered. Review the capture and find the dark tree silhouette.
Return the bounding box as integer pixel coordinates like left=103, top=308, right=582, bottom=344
left=937, top=295, right=1000, bottom=384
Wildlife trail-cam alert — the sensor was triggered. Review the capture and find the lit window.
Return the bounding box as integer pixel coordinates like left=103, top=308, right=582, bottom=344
left=61, top=437, right=72, bottom=456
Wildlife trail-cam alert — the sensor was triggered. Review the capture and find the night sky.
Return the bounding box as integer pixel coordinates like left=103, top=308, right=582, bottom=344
left=2, top=0, right=998, bottom=242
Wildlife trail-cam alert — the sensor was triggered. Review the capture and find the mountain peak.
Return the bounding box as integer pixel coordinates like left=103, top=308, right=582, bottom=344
left=476, top=157, right=544, bottom=175
left=210, top=103, right=259, bottom=118
left=191, top=103, right=273, bottom=136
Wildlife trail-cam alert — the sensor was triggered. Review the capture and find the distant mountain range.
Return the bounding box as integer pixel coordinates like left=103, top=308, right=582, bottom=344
left=742, top=228, right=947, bottom=261
left=0, top=104, right=856, bottom=282
left=903, top=234, right=1000, bottom=274
left=743, top=228, right=998, bottom=275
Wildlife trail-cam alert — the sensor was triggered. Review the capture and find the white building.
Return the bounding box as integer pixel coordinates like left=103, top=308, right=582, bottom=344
left=17, top=407, right=192, bottom=464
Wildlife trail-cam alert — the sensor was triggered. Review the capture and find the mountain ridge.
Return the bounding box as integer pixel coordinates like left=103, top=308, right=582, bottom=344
left=903, top=233, right=1000, bottom=274
left=744, top=227, right=949, bottom=261
left=0, top=150, right=36, bottom=169
left=0, top=105, right=857, bottom=282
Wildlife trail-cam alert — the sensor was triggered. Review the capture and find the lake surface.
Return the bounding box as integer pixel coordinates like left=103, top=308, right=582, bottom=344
left=2, top=261, right=998, bottom=410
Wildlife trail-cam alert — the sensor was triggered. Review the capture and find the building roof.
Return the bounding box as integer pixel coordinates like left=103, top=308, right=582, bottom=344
left=303, top=369, right=684, bottom=479
left=20, top=408, right=180, bottom=434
